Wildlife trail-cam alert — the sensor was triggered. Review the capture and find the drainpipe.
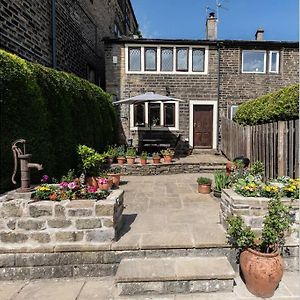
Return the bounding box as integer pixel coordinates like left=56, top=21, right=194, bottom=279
left=51, top=0, right=57, bottom=68
left=216, top=42, right=221, bottom=152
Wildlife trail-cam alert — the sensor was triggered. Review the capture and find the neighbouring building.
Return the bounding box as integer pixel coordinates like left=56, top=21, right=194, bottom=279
left=0, top=0, right=138, bottom=88
left=104, top=13, right=299, bottom=150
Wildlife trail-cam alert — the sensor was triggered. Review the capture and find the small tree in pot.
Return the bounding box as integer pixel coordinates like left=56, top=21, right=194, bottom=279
left=196, top=177, right=212, bottom=194
left=116, top=145, right=126, bottom=165
left=140, top=152, right=148, bottom=165
left=126, top=147, right=136, bottom=165
left=227, top=196, right=294, bottom=298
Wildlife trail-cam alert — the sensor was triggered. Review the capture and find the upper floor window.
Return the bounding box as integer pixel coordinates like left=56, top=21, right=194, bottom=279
left=192, top=48, right=205, bottom=72
left=269, top=51, right=279, bottom=73
left=176, top=48, right=189, bottom=71
left=161, top=48, right=173, bottom=71
left=126, top=45, right=208, bottom=74
left=145, top=48, right=157, bottom=71
left=242, top=50, right=266, bottom=73
left=128, top=47, right=141, bottom=71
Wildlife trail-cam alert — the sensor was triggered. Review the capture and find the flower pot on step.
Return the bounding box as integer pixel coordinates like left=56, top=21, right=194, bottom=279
left=126, top=156, right=136, bottom=165
left=198, top=183, right=211, bottom=194
left=117, top=157, right=126, bottom=165
left=163, top=155, right=173, bottom=163
left=140, top=158, right=147, bottom=165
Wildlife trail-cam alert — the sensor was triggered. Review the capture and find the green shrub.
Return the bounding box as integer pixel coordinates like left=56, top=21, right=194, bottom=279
left=234, top=84, right=299, bottom=125
left=0, top=49, right=117, bottom=192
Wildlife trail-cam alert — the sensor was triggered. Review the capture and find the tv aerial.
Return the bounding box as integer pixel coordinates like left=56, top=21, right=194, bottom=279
left=206, top=0, right=229, bottom=22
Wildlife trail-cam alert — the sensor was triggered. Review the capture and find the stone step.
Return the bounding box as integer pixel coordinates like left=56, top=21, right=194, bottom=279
left=115, top=256, right=235, bottom=296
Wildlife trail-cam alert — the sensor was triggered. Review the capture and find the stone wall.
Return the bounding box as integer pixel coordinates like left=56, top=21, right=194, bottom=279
left=0, top=189, right=124, bottom=249
left=0, top=0, right=138, bottom=87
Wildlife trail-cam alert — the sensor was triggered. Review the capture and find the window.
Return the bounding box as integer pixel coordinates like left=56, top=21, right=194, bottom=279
left=269, top=51, right=279, bottom=73
left=230, top=105, right=239, bottom=120
left=148, top=103, right=161, bottom=127
left=192, top=48, right=205, bottom=72
left=134, top=103, right=145, bottom=126
left=128, top=47, right=141, bottom=71
left=145, top=48, right=157, bottom=71
left=176, top=48, right=188, bottom=71
left=242, top=50, right=266, bottom=73
left=161, top=48, right=173, bottom=71
left=164, top=103, right=175, bottom=126
left=86, top=64, right=96, bottom=83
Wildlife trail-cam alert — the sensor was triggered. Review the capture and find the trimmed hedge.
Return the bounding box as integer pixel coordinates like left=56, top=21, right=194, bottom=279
left=0, top=49, right=117, bottom=192
left=234, top=84, right=299, bottom=126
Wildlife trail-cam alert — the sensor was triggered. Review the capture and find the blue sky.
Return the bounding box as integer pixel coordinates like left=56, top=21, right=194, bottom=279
left=131, top=0, right=299, bottom=41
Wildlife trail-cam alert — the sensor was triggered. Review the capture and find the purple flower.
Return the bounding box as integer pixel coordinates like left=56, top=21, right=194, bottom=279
left=98, top=178, right=108, bottom=185
left=41, top=175, right=49, bottom=183
left=87, top=186, right=98, bottom=193
left=68, top=182, right=76, bottom=190
left=59, top=181, right=68, bottom=189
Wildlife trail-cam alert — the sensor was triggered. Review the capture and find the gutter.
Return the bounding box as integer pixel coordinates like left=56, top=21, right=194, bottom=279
left=51, top=0, right=57, bottom=68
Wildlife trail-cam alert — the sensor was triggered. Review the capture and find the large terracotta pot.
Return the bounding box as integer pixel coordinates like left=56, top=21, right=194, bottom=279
left=198, top=184, right=211, bottom=194
left=140, top=158, right=147, bottom=165
left=98, top=183, right=109, bottom=191
left=107, top=173, right=121, bottom=187
left=163, top=155, right=173, bottom=163
left=117, top=157, right=126, bottom=165
left=86, top=176, right=98, bottom=188
left=126, top=156, right=136, bottom=165
left=240, top=248, right=284, bottom=298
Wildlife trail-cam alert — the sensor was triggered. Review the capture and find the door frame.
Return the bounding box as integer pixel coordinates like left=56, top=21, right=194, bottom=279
left=189, top=100, right=218, bottom=149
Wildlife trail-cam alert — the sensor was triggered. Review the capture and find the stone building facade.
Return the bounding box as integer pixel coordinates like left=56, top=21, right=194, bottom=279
left=104, top=37, right=298, bottom=149
left=0, top=0, right=138, bottom=87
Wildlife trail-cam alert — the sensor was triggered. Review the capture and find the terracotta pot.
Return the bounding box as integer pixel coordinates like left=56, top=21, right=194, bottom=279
left=86, top=176, right=98, bottom=188
left=126, top=156, right=136, bottom=165
left=107, top=173, right=121, bottom=187
left=152, top=157, right=160, bottom=164
left=163, top=155, right=173, bottom=163
left=198, top=184, right=211, bottom=194
left=226, top=161, right=236, bottom=176
left=98, top=183, right=109, bottom=191
left=140, top=158, right=147, bottom=165
left=117, top=157, right=126, bottom=165
left=240, top=248, right=284, bottom=298
left=107, top=177, right=113, bottom=188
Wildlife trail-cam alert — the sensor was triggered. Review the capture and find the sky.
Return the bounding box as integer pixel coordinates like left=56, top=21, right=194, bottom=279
left=131, top=0, right=299, bottom=41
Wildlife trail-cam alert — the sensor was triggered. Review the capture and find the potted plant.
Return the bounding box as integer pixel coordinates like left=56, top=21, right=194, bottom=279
left=98, top=177, right=110, bottom=191
left=126, top=147, right=136, bottom=165
left=116, top=145, right=126, bottom=165
left=77, top=145, right=106, bottom=187
left=213, top=171, right=231, bottom=198
left=196, top=177, right=212, bottom=194
left=106, top=145, right=117, bottom=164
left=152, top=152, right=161, bottom=164
left=161, top=148, right=175, bottom=163
left=140, top=152, right=148, bottom=165
left=107, top=166, right=122, bottom=187
left=227, top=196, right=294, bottom=298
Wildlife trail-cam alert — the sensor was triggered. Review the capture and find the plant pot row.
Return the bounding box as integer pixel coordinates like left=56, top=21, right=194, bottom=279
left=116, top=156, right=173, bottom=165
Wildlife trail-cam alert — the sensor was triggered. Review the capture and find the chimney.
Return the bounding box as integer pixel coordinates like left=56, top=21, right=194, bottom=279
left=255, top=28, right=264, bottom=41
left=206, top=12, right=217, bottom=40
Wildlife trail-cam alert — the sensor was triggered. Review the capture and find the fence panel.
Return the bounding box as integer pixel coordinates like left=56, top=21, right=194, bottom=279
left=220, top=118, right=299, bottom=178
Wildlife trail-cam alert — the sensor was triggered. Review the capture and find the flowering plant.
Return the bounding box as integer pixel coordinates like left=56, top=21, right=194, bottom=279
left=98, top=178, right=108, bottom=185
left=233, top=174, right=262, bottom=197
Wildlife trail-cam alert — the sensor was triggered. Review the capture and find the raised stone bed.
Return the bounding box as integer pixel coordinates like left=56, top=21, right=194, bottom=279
left=0, top=189, right=124, bottom=250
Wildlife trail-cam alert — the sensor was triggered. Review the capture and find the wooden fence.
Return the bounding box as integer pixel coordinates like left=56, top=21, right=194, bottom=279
left=220, top=118, right=299, bottom=178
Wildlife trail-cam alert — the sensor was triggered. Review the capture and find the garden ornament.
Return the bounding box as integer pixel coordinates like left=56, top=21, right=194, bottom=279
left=11, top=139, right=43, bottom=192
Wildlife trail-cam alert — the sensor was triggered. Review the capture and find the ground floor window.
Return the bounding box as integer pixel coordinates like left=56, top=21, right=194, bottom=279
left=131, top=101, right=178, bottom=130
left=230, top=105, right=239, bottom=120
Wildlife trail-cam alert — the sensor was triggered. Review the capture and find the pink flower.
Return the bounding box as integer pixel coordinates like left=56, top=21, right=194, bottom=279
left=98, top=178, right=108, bottom=185
left=87, top=186, right=98, bottom=193
left=59, top=182, right=68, bottom=189
left=68, top=182, right=77, bottom=189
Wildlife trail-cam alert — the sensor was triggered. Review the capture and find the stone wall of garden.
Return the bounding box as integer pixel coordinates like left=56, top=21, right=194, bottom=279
left=0, top=189, right=124, bottom=249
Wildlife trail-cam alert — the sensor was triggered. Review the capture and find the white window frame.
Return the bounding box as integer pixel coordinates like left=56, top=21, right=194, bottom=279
left=230, top=105, right=239, bottom=120
left=125, top=44, right=209, bottom=75
left=129, top=101, right=179, bottom=131
left=189, top=100, right=218, bottom=149
left=241, top=50, right=266, bottom=74
left=269, top=51, right=279, bottom=73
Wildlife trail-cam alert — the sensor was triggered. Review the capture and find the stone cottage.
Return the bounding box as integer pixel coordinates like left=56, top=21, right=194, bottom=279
left=104, top=13, right=299, bottom=151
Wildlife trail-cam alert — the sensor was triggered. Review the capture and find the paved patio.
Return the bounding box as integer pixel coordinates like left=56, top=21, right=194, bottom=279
left=113, top=173, right=227, bottom=250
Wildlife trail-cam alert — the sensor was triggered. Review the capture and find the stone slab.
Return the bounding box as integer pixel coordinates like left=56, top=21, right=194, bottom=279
left=0, top=281, right=26, bottom=300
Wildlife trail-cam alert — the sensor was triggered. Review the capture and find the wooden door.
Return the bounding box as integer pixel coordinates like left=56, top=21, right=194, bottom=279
left=193, top=105, right=213, bottom=148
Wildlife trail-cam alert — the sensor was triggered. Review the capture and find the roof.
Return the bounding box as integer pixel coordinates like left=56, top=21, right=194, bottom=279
left=103, top=37, right=299, bottom=48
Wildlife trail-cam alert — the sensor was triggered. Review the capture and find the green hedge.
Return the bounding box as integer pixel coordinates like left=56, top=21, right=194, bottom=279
left=234, top=84, right=299, bottom=126
left=0, top=49, right=117, bottom=192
